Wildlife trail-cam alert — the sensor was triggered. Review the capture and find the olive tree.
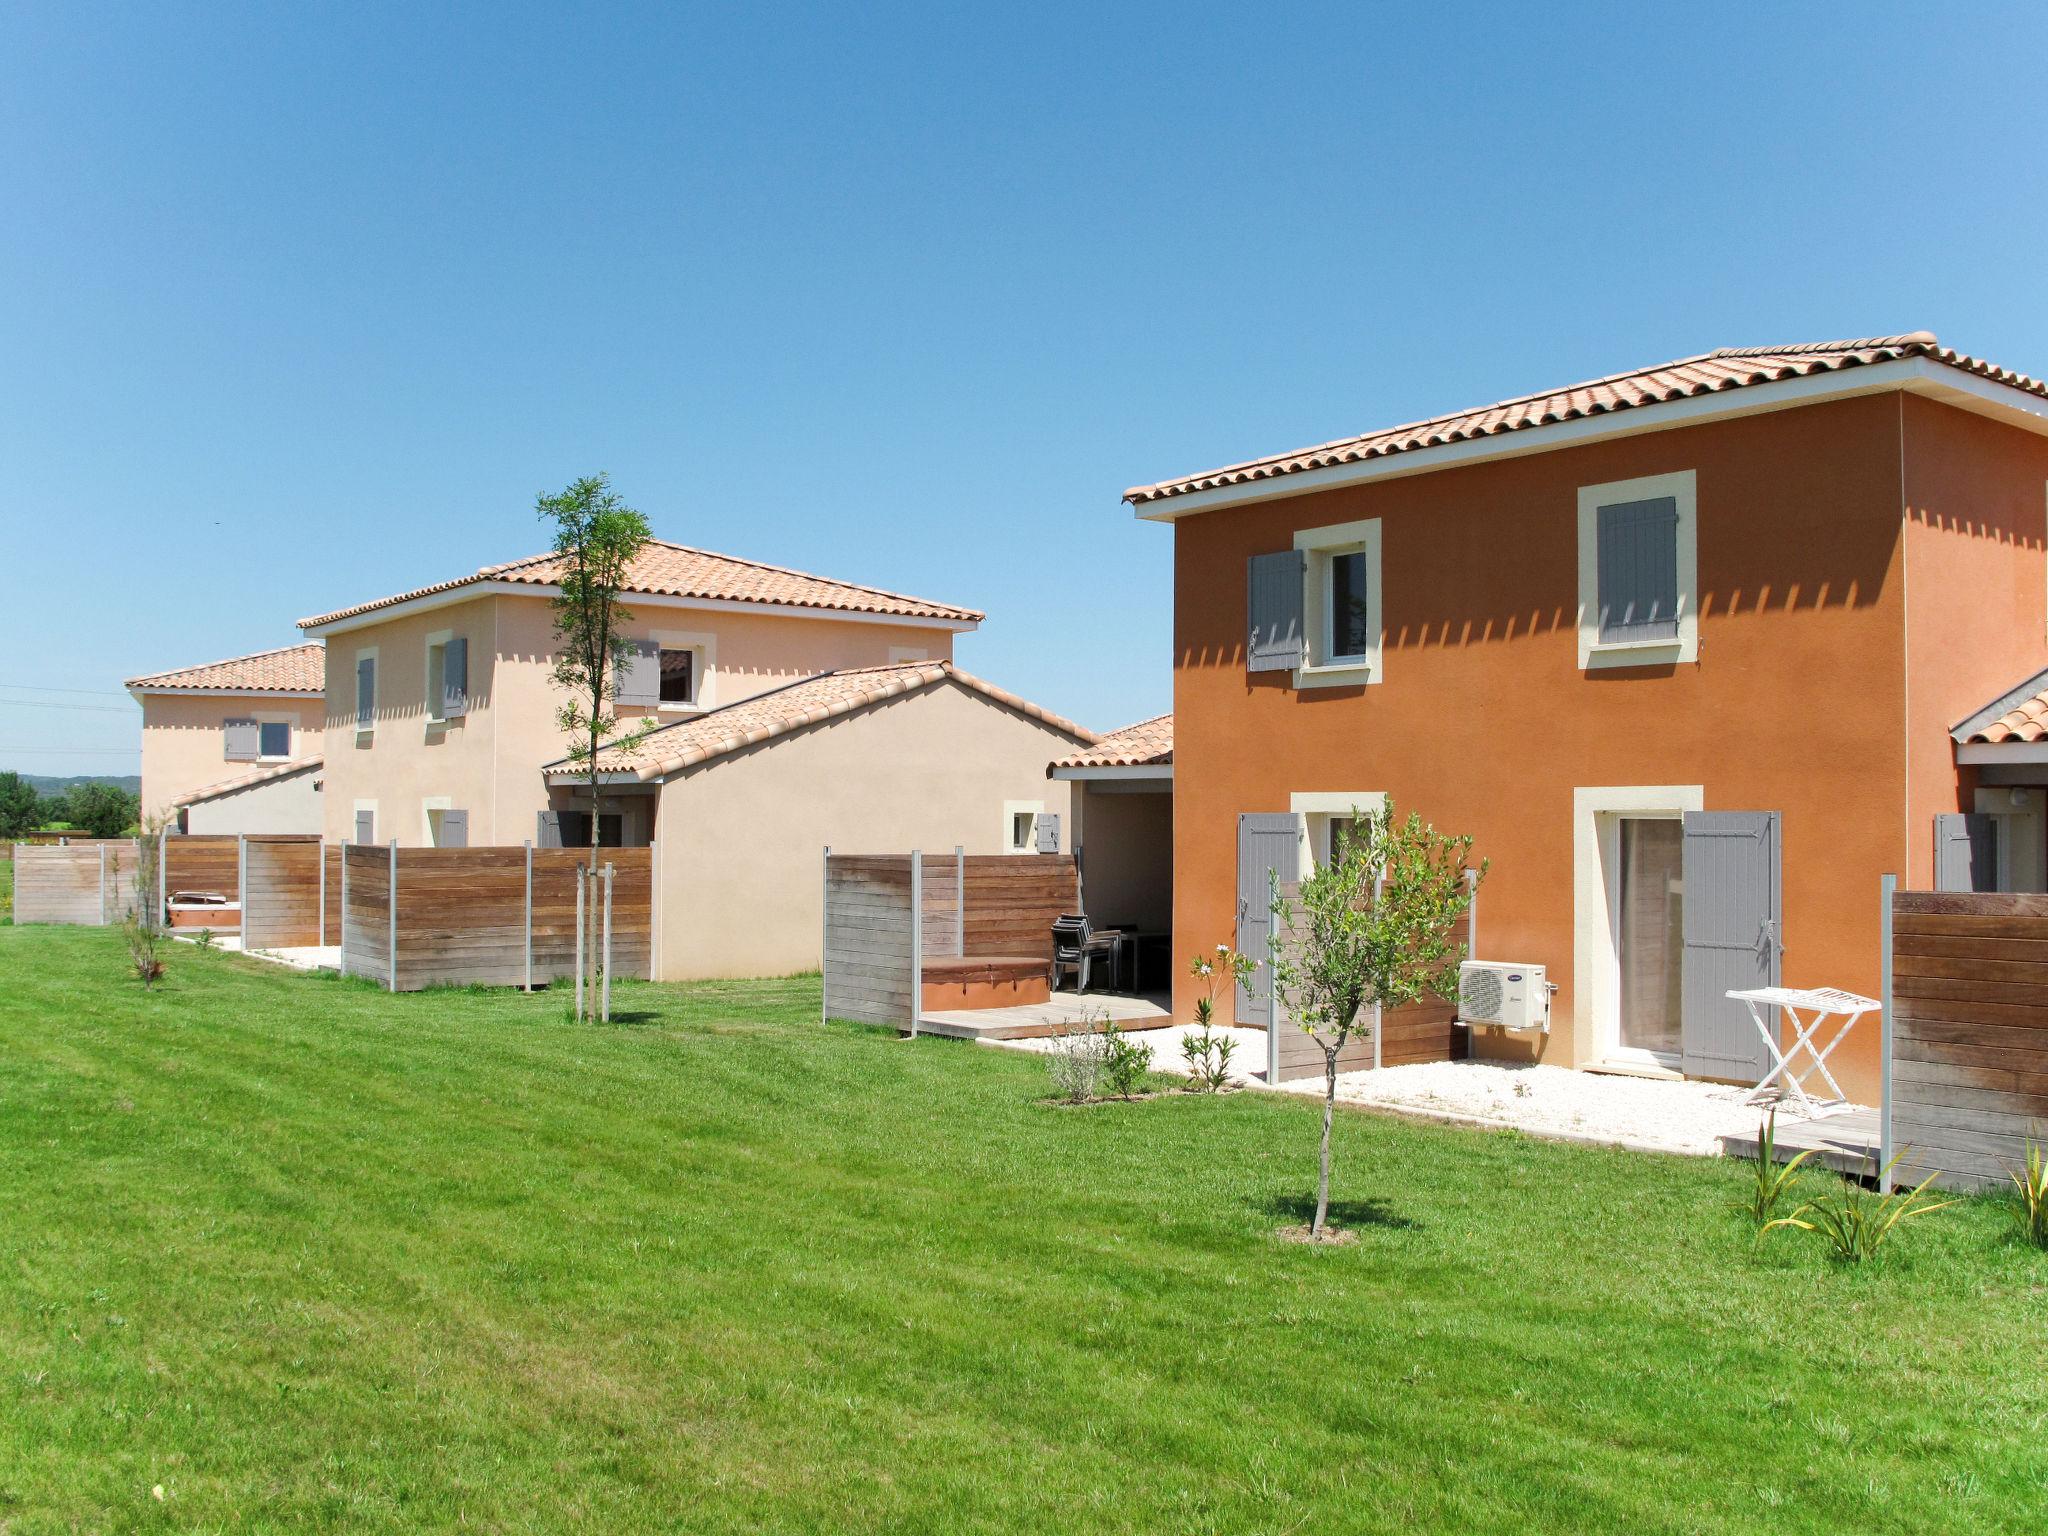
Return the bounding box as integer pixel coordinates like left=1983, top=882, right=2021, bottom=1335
left=1268, top=804, right=1482, bottom=1239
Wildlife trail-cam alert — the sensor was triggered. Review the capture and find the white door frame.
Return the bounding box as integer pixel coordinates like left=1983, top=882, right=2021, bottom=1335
left=1573, top=785, right=1702, bottom=1073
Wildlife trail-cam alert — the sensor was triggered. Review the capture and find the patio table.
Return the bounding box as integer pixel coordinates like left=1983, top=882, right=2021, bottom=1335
left=1726, top=985, right=1879, bottom=1116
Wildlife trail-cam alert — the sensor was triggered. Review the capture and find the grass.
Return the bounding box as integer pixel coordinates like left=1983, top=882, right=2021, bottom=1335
left=1, top=928, right=2044, bottom=1533
left=0, top=854, right=11, bottom=923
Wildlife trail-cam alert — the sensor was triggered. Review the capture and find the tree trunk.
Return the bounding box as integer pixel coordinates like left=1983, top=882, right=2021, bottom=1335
left=1315, top=1043, right=1337, bottom=1237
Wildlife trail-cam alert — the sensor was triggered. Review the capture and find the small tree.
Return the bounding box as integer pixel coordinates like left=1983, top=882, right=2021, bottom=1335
left=1269, top=805, right=1483, bottom=1239
left=0, top=772, right=38, bottom=838
left=67, top=782, right=139, bottom=838
left=537, top=473, right=657, bottom=1021
left=124, top=817, right=168, bottom=986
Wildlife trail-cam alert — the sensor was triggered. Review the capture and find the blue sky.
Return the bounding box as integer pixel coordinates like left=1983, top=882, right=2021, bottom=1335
left=3, top=3, right=2045, bottom=776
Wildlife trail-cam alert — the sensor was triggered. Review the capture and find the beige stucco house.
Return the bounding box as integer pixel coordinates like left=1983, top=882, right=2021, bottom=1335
left=295, top=539, right=989, bottom=851
left=553, top=660, right=1097, bottom=978
left=126, top=644, right=327, bottom=830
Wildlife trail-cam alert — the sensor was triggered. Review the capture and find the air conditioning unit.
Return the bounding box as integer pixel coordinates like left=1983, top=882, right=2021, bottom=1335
left=1458, top=961, right=1550, bottom=1034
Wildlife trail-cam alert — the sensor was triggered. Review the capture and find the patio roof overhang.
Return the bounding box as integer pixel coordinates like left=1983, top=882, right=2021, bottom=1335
left=1047, top=763, right=1173, bottom=783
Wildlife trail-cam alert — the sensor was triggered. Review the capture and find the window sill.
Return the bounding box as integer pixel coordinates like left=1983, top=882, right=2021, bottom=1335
left=1295, top=659, right=1380, bottom=690
left=1583, top=638, right=1687, bottom=671
left=656, top=701, right=705, bottom=715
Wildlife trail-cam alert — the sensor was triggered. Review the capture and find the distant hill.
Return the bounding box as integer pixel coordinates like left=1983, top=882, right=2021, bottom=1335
left=14, top=773, right=142, bottom=796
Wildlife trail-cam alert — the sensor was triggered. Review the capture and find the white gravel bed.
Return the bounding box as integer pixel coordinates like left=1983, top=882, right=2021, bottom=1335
left=992, top=1022, right=1270, bottom=1084
left=1275, top=1060, right=1857, bottom=1156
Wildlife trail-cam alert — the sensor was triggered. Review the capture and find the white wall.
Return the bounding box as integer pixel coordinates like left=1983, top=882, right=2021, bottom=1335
left=184, top=769, right=323, bottom=835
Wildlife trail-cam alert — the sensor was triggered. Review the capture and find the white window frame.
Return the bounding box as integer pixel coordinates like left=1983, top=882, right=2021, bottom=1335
left=1293, top=517, right=1383, bottom=688
left=1290, top=791, right=1387, bottom=874
left=423, top=628, right=453, bottom=727
left=1002, top=799, right=1044, bottom=856
left=421, top=795, right=453, bottom=847
left=650, top=628, right=716, bottom=714
left=353, top=645, right=379, bottom=740
left=1572, top=784, right=1702, bottom=1075
left=254, top=711, right=295, bottom=762
left=1577, top=469, right=1698, bottom=670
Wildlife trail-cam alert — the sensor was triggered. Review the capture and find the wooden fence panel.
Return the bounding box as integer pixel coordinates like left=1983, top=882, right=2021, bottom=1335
left=341, top=845, right=392, bottom=984
left=12, top=842, right=139, bottom=925
left=919, top=853, right=961, bottom=960
left=164, top=835, right=241, bottom=903
left=241, top=837, right=323, bottom=950
left=1890, top=890, right=2048, bottom=1189
left=323, top=844, right=343, bottom=946
left=961, top=855, right=1079, bottom=961
left=823, top=855, right=914, bottom=1026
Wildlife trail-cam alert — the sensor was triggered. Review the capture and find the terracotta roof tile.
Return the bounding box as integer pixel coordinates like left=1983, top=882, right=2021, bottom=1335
left=1124, top=333, right=2048, bottom=506
left=1965, top=691, right=2048, bottom=744
left=544, top=661, right=1094, bottom=782
left=127, top=643, right=325, bottom=694
left=300, top=539, right=983, bottom=630
left=1050, top=713, right=1172, bottom=769
left=171, top=755, right=324, bottom=808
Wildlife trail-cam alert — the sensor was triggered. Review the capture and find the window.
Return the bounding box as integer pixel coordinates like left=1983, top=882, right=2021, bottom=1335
left=1323, top=814, right=1356, bottom=869
left=1290, top=792, right=1386, bottom=874
left=1292, top=517, right=1383, bottom=686
left=425, top=634, right=468, bottom=724
left=659, top=647, right=696, bottom=706
left=1577, top=470, right=1697, bottom=668
left=1003, top=800, right=1045, bottom=855
left=258, top=721, right=291, bottom=759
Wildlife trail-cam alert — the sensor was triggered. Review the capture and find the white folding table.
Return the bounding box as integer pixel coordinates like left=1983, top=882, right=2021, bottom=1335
left=1726, top=985, right=1880, bottom=1116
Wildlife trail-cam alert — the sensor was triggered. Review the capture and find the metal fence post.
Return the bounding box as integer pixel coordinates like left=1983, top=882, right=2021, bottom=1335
left=98, top=842, right=108, bottom=925
left=1880, top=872, right=1896, bottom=1193
left=523, top=840, right=534, bottom=992
left=909, top=848, right=922, bottom=1038
left=601, top=862, right=614, bottom=1023
left=820, top=845, right=831, bottom=1023
left=387, top=839, right=398, bottom=994
left=1372, top=872, right=1386, bottom=1071
left=648, top=838, right=660, bottom=982
left=575, top=868, right=586, bottom=1022
left=339, top=840, right=350, bottom=977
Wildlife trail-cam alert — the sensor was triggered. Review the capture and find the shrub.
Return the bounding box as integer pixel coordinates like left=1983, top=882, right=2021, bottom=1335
left=1732, top=1110, right=1813, bottom=1231
left=1100, top=1021, right=1153, bottom=1101
left=1180, top=1025, right=1236, bottom=1092
left=1046, top=1014, right=1108, bottom=1103
left=2009, top=1139, right=2048, bottom=1249
left=1764, top=1150, right=1957, bottom=1263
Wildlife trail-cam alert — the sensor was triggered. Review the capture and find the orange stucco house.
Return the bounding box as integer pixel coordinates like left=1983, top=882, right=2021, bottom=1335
left=1128, top=332, right=2048, bottom=1105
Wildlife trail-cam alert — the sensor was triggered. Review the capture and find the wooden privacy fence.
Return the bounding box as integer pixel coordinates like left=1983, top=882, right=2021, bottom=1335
left=1259, top=885, right=1472, bottom=1084
left=821, top=850, right=1081, bottom=1029
left=11, top=840, right=143, bottom=925
left=1884, top=883, right=2048, bottom=1190
left=337, top=844, right=654, bottom=992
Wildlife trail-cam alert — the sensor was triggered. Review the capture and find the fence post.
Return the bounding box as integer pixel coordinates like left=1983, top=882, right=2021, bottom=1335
left=158, top=825, right=169, bottom=927
left=649, top=838, right=659, bottom=982
left=909, top=848, right=922, bottom=1038
left=601, top=863, right=614, bottom=1023
left=820, top=845, right=831, bottom=1023
left=575, top=868, right=586, bottom=1022
left=1372, top=872, right=1386, bottom=1071
left=339, top=840, right=350, bottom=977
left=523, top=840, right=534, bottom=992
left=386, top=839, right=398, bottom=994
left=1879, top=872, right=1896, bottom=1193
left=954, top=844, right=965, bottom=957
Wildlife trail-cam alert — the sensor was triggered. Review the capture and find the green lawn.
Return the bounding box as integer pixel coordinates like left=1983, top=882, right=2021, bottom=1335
left=1, top=929, right=2043, bottom=1534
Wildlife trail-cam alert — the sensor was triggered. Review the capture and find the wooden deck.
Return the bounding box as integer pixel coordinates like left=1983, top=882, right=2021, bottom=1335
left=917, top=990, right=1172, bottom=1041
left=1719, top=1105, right=1880, bottom=1177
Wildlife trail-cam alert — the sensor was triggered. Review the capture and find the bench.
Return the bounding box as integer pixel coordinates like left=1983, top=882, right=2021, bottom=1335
left=920, top=955, right=1049, bottom=1011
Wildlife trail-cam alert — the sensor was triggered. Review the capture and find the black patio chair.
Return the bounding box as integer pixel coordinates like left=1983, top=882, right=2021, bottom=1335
left=1050, top=912, right=1125, bottom=994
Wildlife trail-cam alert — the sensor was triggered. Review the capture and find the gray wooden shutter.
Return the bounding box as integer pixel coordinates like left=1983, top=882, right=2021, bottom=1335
left=442, top=637, right=469, bottom=719
left=439, top=809, right=468, bottom=848
left=354, top=809, right=375, bottom=844
left=1033, top=813, right=1060, bottom=854
left=1934, top=812, right=1998, bottom=892
left=1680, top=810, right=1779, bottom=1081
left=616, top=640, right=661, bottom=708
left=222, top=718, right=259, bottom=761
left=1235, top=812, right=1303, bottom=1027
left=1596, top=497, right=1680, bottom=642
left=536, top=810, right=563, bottom=848
left=1247, top=551, right=1306, bottom=672
left=356, top=657, right=375, bottom=728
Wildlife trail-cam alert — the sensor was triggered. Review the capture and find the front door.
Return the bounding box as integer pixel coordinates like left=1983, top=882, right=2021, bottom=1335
left=1679, top=810, right=1780, bottom=1082
left=1235, top=813, right=1302, bottom=1028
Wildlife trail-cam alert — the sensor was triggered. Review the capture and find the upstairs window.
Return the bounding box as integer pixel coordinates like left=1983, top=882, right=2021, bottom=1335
left=659, top=647, right=697, bottom=706
left=355, top=653, right=377, bottom=732
left=258, top=721, right=291, bottom=759
left=1324, top=548, right=1373, bottom=662
left=1578, top=470, right=1697, bottom=669
left=425, top=636, right=469, bottom=724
